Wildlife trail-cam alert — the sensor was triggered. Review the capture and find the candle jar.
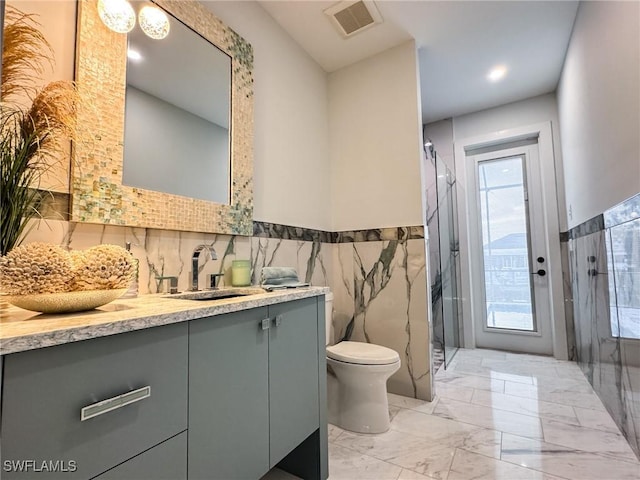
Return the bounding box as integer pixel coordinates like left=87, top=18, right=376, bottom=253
left=231, top=260, right=251, bottom=287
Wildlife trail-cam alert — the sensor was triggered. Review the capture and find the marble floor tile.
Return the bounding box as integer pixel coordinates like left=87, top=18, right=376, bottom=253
left=434, top=382, right=475, bottom=403
left=451, top=348, right=508, bottom=360
left=530, top=374, right=598, bottom=393
left=504, top=380, right=606, bottom=410
left=389, top=404, right=402, bottom=421
left=328, top=443, right=402, bottom=480
left=501, top=433, right=640, bottom=480
left=328, top=423, right=346, bottom=443
left=397, top=468, right=432, bottom=479
left=554, top=364, right=588, bottom=380
left=389, top=409, right=502, bottom=459
left=470, top=389, right=579, bottom=425
left=388, top=392, right=431, bottom=410
left=446, top=361, right=537, bottom=385
left=327, top=349, right=639, bottom=479
left=447, top=449, right=564, bottom=480
left=436, top=371, right=505, bottom=393
left=388, top=392, right=439, bottom=414
left=334, top=428, right=455, bottom=479
left=434, top=397, right=544, bottom=439
left=573, top=405, right=623, bottom=433
left=541, top=418, right=638, bottom=462
left=479, top=358, right=562, bottom=379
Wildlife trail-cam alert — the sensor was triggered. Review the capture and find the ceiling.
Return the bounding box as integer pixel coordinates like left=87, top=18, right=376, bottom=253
left=258, top=1, right=579, bottom=123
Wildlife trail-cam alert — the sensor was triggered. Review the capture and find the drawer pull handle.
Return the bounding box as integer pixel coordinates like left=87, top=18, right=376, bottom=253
left=81, top=386, right=151, bottom=421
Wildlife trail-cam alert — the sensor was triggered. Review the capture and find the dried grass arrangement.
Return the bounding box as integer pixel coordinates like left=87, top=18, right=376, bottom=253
left=1, top=6, right=79, bottom=255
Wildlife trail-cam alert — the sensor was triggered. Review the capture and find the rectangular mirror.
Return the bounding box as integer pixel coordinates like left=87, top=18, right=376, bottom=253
left=123, top=2, right=231, bottom=204
left=73, top=0, right=253, bottom=235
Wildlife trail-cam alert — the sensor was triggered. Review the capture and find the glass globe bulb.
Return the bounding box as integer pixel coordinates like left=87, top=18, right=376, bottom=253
left=138, top=5, right=170, bottom=40
left=97, top=0, right=136, bottom=34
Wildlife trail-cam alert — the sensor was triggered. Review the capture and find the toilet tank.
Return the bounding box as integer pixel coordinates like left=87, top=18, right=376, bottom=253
left=325, top=292, right=334, bottom=346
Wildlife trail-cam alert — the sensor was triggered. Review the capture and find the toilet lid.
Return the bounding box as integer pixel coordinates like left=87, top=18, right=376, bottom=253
left=327, top=341, right=400, bottom=365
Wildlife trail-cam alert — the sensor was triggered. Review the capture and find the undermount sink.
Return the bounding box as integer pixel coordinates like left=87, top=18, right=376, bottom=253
left=169, top=288, right=265, bottom=301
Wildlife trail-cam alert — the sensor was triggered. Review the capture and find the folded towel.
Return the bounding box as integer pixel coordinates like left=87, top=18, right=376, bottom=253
left=261, top=266, right=299, bottom=285
left=260, top=267, right=309, bottom=290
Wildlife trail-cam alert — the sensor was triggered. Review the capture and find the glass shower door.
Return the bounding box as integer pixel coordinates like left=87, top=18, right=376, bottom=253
left=435, top=158, right=462, bottom=368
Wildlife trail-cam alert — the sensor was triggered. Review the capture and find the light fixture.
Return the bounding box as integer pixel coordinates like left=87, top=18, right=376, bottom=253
left=127, top=48, right=142, bottom=61
left=487, top=65, right=508, bottom=82
left=97, top=0, right=136, bottom=34
left=138, top=5, right=170, bottom=40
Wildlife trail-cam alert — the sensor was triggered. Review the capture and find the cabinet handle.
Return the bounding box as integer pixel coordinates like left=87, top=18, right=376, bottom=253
left=81, top=386, right=151, bottom=422
left=260, top=318, right=271, bottom=330
left=273, top=315, right=283, bottom=327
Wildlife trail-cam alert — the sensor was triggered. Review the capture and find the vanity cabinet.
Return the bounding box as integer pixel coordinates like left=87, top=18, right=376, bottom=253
left=0, top=323, right=188, bottom=480
left=0, top=294, right=327, bottom=480
left=188, top=297, right=325, bottom=479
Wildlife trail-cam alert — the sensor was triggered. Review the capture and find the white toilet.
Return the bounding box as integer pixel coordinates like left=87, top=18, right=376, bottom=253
left=325, top=292, right=401, bottom=434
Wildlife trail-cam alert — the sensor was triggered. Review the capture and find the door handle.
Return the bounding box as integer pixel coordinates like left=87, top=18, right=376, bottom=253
left=260, top=318, right=270, bottom=330
left=530, top=269, right=546, bottom=277
left=273, top=315, right=283, bottom=327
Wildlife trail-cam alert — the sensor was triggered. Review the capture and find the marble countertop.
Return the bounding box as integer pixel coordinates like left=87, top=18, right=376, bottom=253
left=0, top=286, right=329, bottom=356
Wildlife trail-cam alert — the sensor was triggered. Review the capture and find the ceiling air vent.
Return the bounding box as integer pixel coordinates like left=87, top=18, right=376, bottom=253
left=325, top=0, right=383, bottom=38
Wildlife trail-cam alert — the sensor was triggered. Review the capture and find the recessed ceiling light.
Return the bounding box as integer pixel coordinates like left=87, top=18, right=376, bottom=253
left=127, top=48, right=142, bottom=61
left=487, top=65, right=507, bottom=82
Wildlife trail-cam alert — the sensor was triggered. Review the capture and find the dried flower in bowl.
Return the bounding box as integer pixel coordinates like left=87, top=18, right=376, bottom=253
left=71, top=244, right=135, bottom=291
left=0, top=242, right=74, bottom=294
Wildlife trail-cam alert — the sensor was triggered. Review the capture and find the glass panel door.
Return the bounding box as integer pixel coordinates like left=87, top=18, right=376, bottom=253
left=478, top=156, right=536, bottom=332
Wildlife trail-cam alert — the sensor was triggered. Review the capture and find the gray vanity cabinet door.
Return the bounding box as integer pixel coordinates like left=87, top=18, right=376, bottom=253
left=1, top=323, right=188, bottom=480
left=268, top=297, right=320, bottom=467
left=93, top=432, right=187, bottom=480
left=188, top=308, right=270, bottom=480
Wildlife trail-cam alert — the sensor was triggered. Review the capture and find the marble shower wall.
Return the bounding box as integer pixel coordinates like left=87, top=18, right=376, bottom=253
left=332, top=235, right=432, bottom=401
left=568, top=193, right=640, bottom=458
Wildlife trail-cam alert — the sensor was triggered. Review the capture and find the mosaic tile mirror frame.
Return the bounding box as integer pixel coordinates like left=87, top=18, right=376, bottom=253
left=73, top=0, right=254, bottom=235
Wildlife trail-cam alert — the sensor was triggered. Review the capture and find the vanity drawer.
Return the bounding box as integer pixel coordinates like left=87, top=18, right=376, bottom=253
left=1, top=322, right=188, bottom=479
left=93, top=432, right=187, bottom=480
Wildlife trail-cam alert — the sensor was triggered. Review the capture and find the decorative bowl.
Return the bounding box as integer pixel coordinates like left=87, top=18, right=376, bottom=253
left=4, top=289, right=128, bottom=314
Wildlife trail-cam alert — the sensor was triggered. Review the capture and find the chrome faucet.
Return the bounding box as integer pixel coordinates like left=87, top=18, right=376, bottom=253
left=191, top=244, right=217, bottom=291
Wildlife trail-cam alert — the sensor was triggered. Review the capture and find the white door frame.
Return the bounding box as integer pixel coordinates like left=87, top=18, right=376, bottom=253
left=454, top=122, right=568, bottom=359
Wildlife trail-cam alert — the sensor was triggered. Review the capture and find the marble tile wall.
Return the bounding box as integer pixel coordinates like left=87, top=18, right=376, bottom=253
left=568, top=193, right=640, bottom=458
left=332, top=238, right=431, bottom=400
left=20, top=217, right=433, bottom=401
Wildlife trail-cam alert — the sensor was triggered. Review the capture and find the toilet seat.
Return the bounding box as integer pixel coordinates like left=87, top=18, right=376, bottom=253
left=327, top=341, right=400, bottom=365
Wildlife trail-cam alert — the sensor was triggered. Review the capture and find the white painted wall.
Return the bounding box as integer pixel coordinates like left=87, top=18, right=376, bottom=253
left=207, top=2, right=331, bottom=231
left=10, top=1, right=332, bottom=231
left=5, top=1, right=77, bottom=192
left=452, top=93, right=568, bottom=231
left=423, top=119, right=454, bottom=172
left=329, top=41, right=424, bottom=231
left=557, top=1, right=640, bottom=229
